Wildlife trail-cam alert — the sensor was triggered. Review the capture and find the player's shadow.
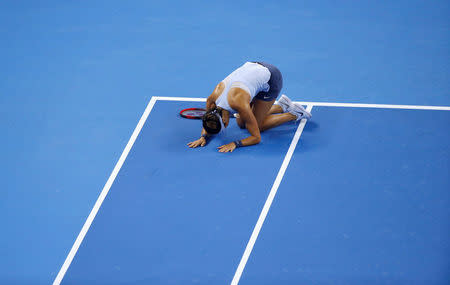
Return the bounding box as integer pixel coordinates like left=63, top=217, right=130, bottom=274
left=169, top=119, right=321, bottom=155
left=297, top=120, right=322, bottom=152
left=257, top=120, right=320, bottom=154
left=303, top=120, right=319, bottom=132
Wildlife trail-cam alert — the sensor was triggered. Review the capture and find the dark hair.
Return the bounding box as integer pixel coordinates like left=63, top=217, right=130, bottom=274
left=202, top=109, right=222, bottom=134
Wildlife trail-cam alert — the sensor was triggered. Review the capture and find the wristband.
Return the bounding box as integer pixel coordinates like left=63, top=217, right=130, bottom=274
left=201, top=134, right=210, bottom=142
left=234, top=140, right=244, bottom=148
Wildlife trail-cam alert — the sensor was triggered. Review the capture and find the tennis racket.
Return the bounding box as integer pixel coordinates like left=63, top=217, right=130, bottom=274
left=179, top=108, right=206, bottom=119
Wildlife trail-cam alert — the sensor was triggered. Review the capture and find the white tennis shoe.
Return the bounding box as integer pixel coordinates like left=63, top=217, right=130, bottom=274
left=277, top=94, right=312, bottom=121
left=277, top=94, right=291, bottom=112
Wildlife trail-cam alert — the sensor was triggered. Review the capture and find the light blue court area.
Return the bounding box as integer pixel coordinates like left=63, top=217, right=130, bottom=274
left=57, top=99, right=450, bottom=285
left=2, top=1, right=450, bottom=284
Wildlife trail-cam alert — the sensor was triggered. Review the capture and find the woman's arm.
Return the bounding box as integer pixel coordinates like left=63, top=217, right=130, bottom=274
left=234, top=104, right=261, bottom=145
left=217, top=105, right=260, bottom=152
left=206, top=82, right=224, bottom=110
left=217, top=89, right=261, bottom=153
left=187, top=82, right=224, bottom=148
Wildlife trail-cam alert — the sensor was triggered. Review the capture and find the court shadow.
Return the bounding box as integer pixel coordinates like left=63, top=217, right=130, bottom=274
left=303, top=120, right=319, bottom=132
left=163, top=119, right=322, bottom=156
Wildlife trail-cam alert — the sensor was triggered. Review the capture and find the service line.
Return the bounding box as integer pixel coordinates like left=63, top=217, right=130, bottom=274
left=155, top=96, right=450, bottom=111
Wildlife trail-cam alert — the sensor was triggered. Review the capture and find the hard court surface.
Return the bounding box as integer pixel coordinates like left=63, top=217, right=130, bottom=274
left=1, top=1, right=449, bottom=284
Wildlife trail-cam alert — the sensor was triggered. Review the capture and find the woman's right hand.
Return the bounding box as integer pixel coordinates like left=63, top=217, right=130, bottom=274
left=187, top=137, right=206, bottom=148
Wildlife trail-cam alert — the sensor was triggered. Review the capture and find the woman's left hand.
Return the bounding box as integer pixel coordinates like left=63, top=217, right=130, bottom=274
left=217, top=142, right=236, bottom=153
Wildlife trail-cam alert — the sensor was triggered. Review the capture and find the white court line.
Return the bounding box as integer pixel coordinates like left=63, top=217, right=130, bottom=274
left=155, top=96, right=450, bottom=111
left=231, top=105, right=313, bottom=285
left=294, top=101, right=450, bottom=111
left=53, top=97, right=158, bottom=285
left=155, top=96, right=206, bottom=102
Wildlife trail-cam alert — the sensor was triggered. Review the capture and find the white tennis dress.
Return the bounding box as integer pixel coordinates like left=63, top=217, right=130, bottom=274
left=215, top=62, right=271, bottom=113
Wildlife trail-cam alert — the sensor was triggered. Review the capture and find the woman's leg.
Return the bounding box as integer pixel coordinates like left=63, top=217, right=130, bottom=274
left=268, top=104, right=283, bottom=114
left=252, top=99, right=296, bottom=132
left=260, top=113, right=296, bottom=131
left=237, top=103, right=283, bottom=128
left=236, top=116, right=245, bottom=128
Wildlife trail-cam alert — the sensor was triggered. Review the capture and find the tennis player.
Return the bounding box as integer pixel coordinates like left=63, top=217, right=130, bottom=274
left=187, top=61, right=311, bottom=152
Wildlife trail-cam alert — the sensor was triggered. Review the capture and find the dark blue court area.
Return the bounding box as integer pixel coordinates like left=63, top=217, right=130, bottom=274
left=60, top=99, right=449, bottom=284
left=242, top=106, right=450, bottom=285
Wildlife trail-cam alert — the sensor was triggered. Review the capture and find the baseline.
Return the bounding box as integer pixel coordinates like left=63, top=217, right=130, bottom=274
left=155, top=96, right=450, bottom=111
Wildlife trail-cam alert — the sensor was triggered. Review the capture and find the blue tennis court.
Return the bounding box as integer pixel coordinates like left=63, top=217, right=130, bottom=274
left=53, top=98, right=449, bottom=285
left=1, top=1, right=449, bottom=284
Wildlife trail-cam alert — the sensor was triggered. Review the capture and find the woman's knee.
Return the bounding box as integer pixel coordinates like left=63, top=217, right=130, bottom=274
left=258, top=116, right=271, bottom=132
left=236, top=116, right=246, bottom=129
left=258, top=122, right=267, bottom=132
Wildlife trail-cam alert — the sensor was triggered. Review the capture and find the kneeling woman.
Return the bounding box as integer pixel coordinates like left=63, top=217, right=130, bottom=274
left=187, top=61, right=311, bottom=153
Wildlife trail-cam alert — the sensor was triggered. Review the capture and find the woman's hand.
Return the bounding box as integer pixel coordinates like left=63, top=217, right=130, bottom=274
left=217, top=142, right=237, bottom=153
left=187, top=137, right=206, bottom=148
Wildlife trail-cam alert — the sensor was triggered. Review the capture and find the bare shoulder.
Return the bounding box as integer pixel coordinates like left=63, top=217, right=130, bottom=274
left=228, top=87, right=251, bottom=111
left=208, top=82, right=225, bottom=102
